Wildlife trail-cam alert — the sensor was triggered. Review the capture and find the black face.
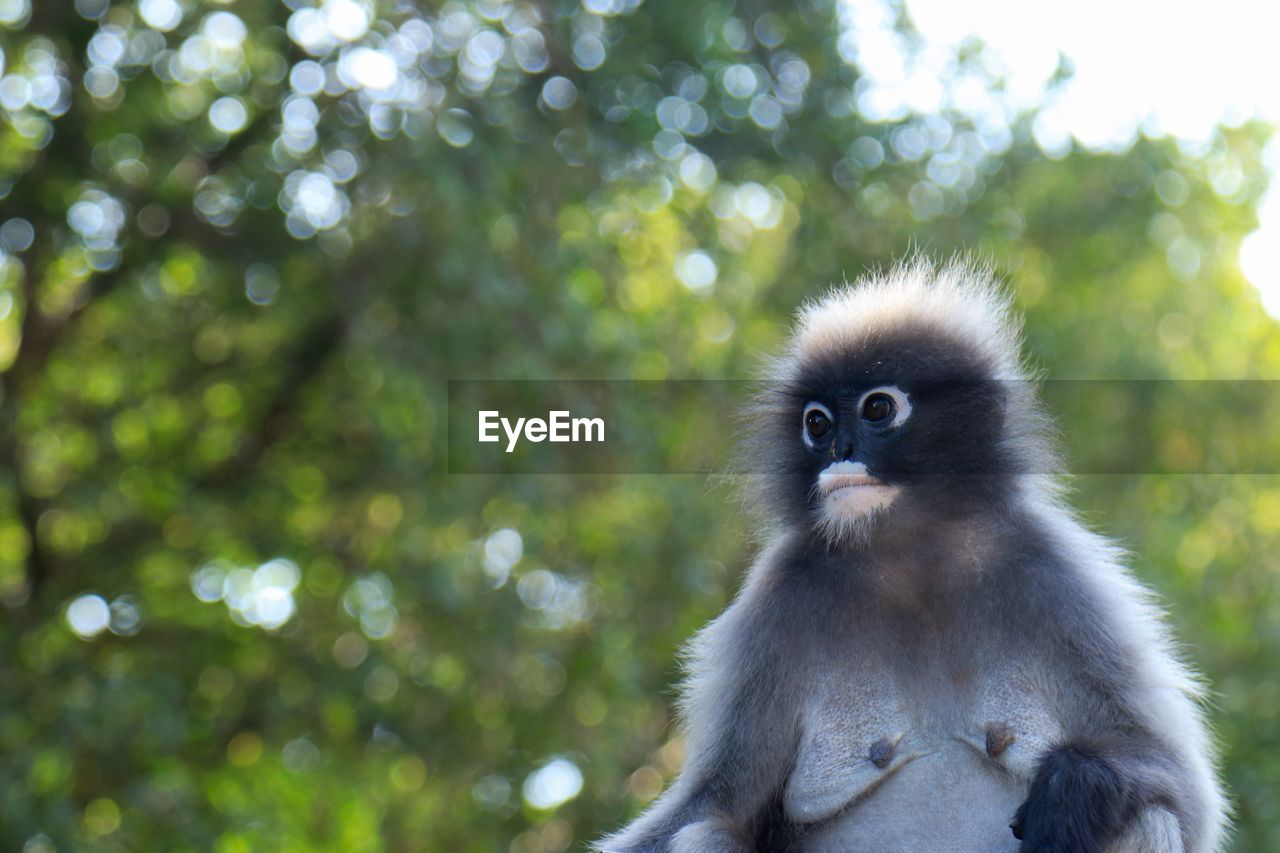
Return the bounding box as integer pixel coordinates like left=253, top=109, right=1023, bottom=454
left=748, top=328, right=1018, bottom=530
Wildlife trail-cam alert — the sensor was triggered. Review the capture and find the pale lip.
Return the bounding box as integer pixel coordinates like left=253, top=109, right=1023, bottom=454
left=820, top=473, right=888, bottom=497
left=817, top=462, right=900, bottom=519
left=816, top=461, right=888, bottom=497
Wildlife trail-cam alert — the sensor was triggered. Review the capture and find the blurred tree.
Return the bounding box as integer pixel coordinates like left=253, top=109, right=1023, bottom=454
left=0, top=0, right=1277, bottom=850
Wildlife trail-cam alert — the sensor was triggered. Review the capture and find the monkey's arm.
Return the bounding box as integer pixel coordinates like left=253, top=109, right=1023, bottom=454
left=596, top=578, right=803, bottom=853
left=1009, top=547, right=1223, bottom=853
left=1011, top=733, right=1190, bottom=853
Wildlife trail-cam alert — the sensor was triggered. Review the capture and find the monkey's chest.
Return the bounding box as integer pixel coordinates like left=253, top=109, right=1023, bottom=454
left=787, top=739, right=1023, bottom=852
left=784, top=666, right=1061, bottom=852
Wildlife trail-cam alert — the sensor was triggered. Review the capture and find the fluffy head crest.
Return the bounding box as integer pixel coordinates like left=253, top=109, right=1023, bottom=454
left=788, top=258, right=1026, bottom=381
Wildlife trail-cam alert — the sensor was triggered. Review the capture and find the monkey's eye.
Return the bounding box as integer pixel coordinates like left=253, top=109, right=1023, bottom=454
left=855, top=385, right=912, bottom=429
left=861, top=393, right=895, bottom=424
left=806, top=409, right=832, bottom=437
left=802, top=402, right=834, bottom=447
left=860, top=391, right=890, bottom=422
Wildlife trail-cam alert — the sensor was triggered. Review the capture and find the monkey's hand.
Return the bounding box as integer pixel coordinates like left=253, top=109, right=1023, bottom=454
left=1010, top=743, right=1142, bottom=852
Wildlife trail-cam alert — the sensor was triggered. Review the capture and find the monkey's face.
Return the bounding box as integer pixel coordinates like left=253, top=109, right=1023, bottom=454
left=754, top=330, right=1016, bottom=544
left=800, top=385, right=911, bottom=530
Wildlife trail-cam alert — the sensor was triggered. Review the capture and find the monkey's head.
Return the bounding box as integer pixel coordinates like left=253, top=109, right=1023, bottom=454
left=744, top=260, right=1054, bottom=547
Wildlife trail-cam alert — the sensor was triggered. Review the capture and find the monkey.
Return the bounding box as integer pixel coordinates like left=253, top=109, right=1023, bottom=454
left=598, top=260, right=1227, bottom=852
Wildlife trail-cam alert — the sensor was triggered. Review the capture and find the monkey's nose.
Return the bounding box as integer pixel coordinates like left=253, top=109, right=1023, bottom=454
left=831, top=438, right=856, bottom=461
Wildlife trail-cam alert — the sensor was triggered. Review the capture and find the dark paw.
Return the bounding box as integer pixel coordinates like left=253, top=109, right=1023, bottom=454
left=1011, top=744, right=1138, bottom=852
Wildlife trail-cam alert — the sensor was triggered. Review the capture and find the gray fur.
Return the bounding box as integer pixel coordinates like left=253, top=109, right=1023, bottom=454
left=598, top=260, right=1227, bottom=852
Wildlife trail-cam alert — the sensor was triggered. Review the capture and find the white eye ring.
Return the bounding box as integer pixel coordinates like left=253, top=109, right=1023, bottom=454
left=801, top=401, right=834, bottom=449
left=857, top=385, right=912, bottom=428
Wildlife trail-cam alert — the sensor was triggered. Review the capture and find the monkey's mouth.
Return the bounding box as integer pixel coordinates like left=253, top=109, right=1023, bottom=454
left=821, top=473, right=885, bottom=495
left=817, top=461, right=888, bottom=495
left=816, top=461, right=900, bottom=517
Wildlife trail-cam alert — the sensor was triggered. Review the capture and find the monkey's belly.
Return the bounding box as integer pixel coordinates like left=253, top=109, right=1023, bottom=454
left=792, top=740, right=1024, bottom=853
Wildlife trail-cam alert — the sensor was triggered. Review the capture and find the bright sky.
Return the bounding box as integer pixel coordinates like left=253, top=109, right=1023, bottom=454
left=893, top=0, right=1280, bottom=317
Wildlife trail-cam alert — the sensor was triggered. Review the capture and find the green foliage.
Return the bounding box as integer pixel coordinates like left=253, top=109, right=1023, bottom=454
left=0, top=0, right=1277, bottom=850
